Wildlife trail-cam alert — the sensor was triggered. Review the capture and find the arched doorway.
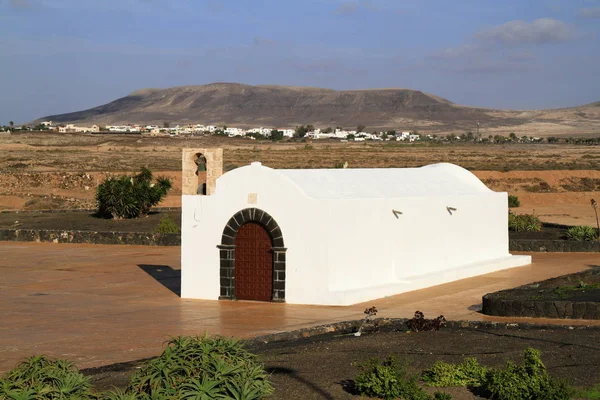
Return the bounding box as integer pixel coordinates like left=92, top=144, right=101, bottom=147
left=218, top=208, right=286, bottom=302
left=234, top=222, right=273, bottom=301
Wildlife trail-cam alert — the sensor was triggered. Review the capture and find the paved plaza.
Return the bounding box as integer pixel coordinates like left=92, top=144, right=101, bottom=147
left=1, top=242, right=599, bottom=373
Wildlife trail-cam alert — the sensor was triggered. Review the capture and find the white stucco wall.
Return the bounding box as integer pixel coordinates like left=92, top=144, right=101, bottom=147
left=181, top=162, right=531, bottom=306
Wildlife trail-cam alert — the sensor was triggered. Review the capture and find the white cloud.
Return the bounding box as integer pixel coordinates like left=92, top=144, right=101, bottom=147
left=476, top=18, right=574, bottom=45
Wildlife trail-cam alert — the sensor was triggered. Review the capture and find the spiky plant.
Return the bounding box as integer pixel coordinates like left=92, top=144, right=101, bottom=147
left=95, top=167, right=172, bottom=219
left=128, top=335, right=273, bottom=400
left=0, top=355, right=94, bottom=399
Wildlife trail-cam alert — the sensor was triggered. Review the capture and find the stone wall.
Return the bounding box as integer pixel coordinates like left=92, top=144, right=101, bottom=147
left=483, top=295, right=600, bottom=320
left=1, top=229, right=598, bottom=254
left=0, top=229, right=180, bottom=246
left=510, top=239, right=600, bottom=252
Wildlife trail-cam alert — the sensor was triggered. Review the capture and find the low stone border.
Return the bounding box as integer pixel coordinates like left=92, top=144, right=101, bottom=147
left=80, top=317, right=600, bottom=375
left=483, top=295, right=600, bottom=320
left=0, top=229, right=180, bottom=246
left=244, top=317, right=600, bottom=347
left=1, top=227, right=598, bottom=251
left=509, top=239, right=600, bottom=252
left=0, top=207, right=181, bottom=214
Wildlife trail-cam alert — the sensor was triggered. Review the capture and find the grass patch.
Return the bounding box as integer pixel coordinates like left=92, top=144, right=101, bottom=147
left=576, top=385, right=600, bottom=399
left=508, top=212, right=542, bottom=232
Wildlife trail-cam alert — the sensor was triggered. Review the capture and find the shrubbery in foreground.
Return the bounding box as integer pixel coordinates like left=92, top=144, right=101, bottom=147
left=422, top=348, right=572, bottom=400
left=0, top=355, right=95, bottom=399
left=508, top=212, right=542, bottom=232
left=128, top=335, right=273, bottom=399
left=566, top=225, right=598, bottom=241
left=154, top=215, right=180, bottom=233
left=96, top=167, right=172, bottom=219
left=1, top=336, right=272, bottom=400
left=354, top=356, right=452, bottom=400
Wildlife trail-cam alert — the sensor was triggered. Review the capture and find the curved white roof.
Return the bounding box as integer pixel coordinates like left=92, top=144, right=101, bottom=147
left=273, top=163, right=492, bottom=199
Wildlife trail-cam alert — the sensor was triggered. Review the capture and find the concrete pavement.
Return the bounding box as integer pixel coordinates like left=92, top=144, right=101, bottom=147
left=1, top=242, right=598, bottom=373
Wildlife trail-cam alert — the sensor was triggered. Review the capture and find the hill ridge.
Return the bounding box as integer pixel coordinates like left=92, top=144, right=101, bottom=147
left=36, top=83, right=600, bottom=133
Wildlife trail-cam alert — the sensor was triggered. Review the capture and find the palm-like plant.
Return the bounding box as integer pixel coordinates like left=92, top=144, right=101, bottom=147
left=129, top=335, right=273, bottom=400
left=0, top=355, right=95, bottom=400
left=96, top=167, right=172, bottom=219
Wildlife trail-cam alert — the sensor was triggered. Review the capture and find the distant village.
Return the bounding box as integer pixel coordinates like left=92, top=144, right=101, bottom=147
left=19, top=121, right=427, bottom=142
left=5, top=120, right=592, bottom=144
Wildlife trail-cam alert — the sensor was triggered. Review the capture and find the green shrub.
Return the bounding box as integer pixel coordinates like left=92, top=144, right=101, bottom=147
left=96, top=167, right=172, bottom=219
left=128, top=335, right=273, bottom=400
left=102, top=388, right=138, bottom=399
left=354, top=356, right=430, bottom=400
left=508, top=195, right=520, bottom=208
left=508, top=212, right=542, bottom=232
left=421, top=348, right=571, bottom=400
left=575, top=384, right=600, bottom=399
left=482, top=348, right=571, bottom=400
left=422, top=357, right=487, bottom=387
left=0, top=355, right=95, bottom=399
left=433, top=392, right=453, bottom=400
left=154, top=215, right=180, bottom=234
left=566, top=225, right=598, bottom=241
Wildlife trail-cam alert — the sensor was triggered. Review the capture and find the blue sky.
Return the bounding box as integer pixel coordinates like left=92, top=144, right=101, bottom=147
left=1, top=0, right=599, bottom=124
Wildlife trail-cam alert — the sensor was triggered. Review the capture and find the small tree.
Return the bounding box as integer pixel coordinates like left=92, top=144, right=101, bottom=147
left=163, top=121, right=170, bottom=128
left=357, top=124, right=366, bottom=133
left=592, top=199, right=600, bottom=240
left=508, top=195, right=520, bottom=208
left=295, top=125, right=307, bottom=138
left=96, top=167, right=172, bottom=219
left=270, top=129, right=283, bottom=141
left=155, top=215, right=180, bottom=233
left=9, top=121, right=14, bottom=128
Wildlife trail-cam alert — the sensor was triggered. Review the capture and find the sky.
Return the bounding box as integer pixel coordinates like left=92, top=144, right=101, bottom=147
left=1, top=0, right=599, bottom=124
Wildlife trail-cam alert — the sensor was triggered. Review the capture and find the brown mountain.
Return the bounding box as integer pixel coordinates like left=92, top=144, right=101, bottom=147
left=37, top=83, right=600, bottom=135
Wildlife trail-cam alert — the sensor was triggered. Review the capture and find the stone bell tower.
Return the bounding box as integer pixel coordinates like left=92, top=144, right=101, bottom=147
left=182, top=148, right=223, bottom=195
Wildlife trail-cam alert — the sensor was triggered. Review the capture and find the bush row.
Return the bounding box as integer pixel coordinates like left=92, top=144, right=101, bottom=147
left=355, top=348, right=572, bottom=400
left=508, top=212, right=542, bottom=232
left=1, top=340, right=592, bottom=400
left=0, top=336, right=272, bottom=400
left=566, top=225, right=599, bottom=241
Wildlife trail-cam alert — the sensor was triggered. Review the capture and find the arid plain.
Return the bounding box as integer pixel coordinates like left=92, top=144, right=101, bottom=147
left=1, top=132, right=599, bottom=226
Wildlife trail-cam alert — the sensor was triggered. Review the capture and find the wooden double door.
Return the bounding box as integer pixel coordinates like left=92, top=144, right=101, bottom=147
left=234, top=222, right=273, bottom=301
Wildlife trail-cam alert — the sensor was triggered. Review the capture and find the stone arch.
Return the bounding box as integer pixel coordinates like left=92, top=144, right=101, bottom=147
left=218, top=208, right=286, bottom=302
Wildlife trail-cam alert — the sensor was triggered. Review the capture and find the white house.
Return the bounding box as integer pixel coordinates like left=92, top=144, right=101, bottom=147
left=180, top=148, right=530, bottom=306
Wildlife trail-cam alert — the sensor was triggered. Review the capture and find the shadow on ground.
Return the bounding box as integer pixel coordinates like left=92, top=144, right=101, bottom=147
left=266, top=366, right=337, bottom=400
left=138, top=264, right=181, bottom=296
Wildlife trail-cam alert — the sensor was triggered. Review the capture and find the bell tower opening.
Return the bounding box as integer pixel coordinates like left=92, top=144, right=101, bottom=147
left=182, top=148, right=223, bottom=196
left=194, top=153, right=207, bottom=195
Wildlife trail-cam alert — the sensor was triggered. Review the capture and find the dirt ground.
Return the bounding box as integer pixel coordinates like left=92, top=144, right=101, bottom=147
left=1, top=133, right=599, bottom=226
left=86, top=328, right=600, bottom=400
left=0, top=210, right=181, bottom=232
